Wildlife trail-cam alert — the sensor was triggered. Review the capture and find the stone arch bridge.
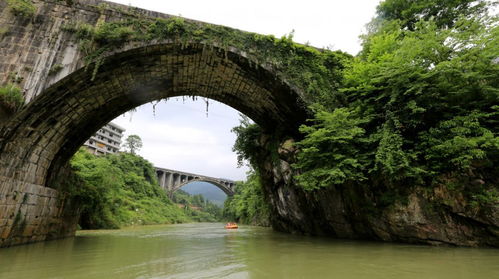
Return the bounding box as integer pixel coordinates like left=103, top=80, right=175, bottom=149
left=0, top=0, right=342, bottom=247
left=155, top=167, right=235, bottom=196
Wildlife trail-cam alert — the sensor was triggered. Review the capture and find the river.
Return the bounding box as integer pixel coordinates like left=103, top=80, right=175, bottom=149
left=0, top=223, right=498, bottom=278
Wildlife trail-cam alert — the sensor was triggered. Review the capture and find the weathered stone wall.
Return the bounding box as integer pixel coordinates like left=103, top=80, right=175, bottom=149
left=0, top=176, right=79, bottom=247
left=1, top=0, right=88, bottom=103
left=0, top=0, right=185, bottom=104
left=0, top=0, right=86, bottom=248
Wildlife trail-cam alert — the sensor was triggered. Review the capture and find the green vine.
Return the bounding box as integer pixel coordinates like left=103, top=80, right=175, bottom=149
left=61, top=11, right=349, bottom=105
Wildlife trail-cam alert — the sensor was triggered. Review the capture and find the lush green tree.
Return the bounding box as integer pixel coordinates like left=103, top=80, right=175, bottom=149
left=346, top=15, right=498, bottom=175
left=375, top=0, right=494, bottom=31
left=292, top=0, right=499, bottom=203
left=223, top=170, right=270, bottom=226
left=231, top=114, right=262, bottom=168
left=123, top=134, right=143, bottom=154
left=293, top=107, right=370, bottom=190
left=225, top=0, right=499, bottom=211
left=69, top=150, right=123, bottom=228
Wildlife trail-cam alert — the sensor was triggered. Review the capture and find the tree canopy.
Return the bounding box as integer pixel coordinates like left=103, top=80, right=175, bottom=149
left=291, top=0, right=499, bottom=205
left=123, top=134, right=143, bottom=154
left=374, top=0, right=494, bottom=31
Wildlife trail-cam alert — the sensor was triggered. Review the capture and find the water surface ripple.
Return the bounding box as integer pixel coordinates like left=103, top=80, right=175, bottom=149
left=0, top=223, right=498, bottom=278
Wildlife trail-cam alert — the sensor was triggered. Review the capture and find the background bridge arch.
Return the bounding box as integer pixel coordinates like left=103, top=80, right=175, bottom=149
left=155, top=167, right=235, bottom=196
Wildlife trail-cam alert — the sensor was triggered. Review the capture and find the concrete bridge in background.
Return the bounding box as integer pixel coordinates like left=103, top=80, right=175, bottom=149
left=155, top=167, right=235, bottom=196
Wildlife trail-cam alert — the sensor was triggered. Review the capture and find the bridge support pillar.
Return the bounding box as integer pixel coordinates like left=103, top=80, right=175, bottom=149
left=0, top=167, right=80, bottom=248
left=165, top=172, right=172, bottom=191
left=157, top=171, right=165, bottom=190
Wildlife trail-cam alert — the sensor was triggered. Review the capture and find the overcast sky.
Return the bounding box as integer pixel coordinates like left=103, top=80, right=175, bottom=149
left=108, top=0, right=381, bottom=181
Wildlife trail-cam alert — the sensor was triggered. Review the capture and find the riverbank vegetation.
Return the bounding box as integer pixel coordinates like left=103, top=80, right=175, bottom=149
left=172, top=190, right=224, bottom=222
left=296, top=0, right=499, bottom=206
left=68, top=149, right=224, bottom=229
left=223, top=170, right=270, bottom=226
left=233, top=0, right=498, bottom=209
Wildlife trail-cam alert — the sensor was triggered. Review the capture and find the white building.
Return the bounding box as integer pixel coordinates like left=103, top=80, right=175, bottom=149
left=83, top=122, right=125, bottom=155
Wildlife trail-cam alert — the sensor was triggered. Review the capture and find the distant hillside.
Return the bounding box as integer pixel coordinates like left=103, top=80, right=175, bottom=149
left=181, top=182, right=227, bottom=206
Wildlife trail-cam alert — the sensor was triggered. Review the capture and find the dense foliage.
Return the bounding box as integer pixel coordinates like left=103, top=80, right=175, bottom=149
left=293, top=107, right=370, bottom=190
left=231, top=115, right=263, bottom=168
left=293, top=0, right=499, bottom=205
left=172, top=190, right=224, bottom=222
left=0, top=83, right=24, bottom=112
left=375, top=0, right=493, bottom=30
left=223, top=170, right=270, bottom=226
left=68, top=149, right=223, bottom=229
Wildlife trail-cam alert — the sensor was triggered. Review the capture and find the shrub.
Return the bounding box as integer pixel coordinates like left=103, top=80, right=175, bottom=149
left=48, top=64, right=64, bottom=76
left=0, top=83, right=25, bottom=112
left=7, top=0, right=36, bottom=18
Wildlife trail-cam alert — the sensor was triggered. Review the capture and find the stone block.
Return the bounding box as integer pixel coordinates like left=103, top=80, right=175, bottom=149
left=18, top=204, right=28, bottom=216
left=0, top=218, right=8, bottom=226
left=25, top=204, right=38, bottom=215
left=1, top=226, right=11, bottom=239
left=28, top=215, right=41, bottom=226
left=22, top=225, right=38, bottom=237
left=26, top=193, right=39, bottom=205
left=25, top=183, right=39, bottom=194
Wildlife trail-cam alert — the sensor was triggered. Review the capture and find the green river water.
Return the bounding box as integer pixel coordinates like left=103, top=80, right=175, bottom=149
left=0, top=223, right=498, bottom=278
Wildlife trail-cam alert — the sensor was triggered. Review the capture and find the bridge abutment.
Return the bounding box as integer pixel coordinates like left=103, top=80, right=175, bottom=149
left=0, top=176, right=79, bottom=247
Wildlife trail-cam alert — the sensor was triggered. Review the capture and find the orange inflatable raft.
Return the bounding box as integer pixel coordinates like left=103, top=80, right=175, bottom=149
left=225, top=222, right=238, bottom=229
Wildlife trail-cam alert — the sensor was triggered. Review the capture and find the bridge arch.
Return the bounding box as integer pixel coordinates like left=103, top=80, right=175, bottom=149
left=0, top=41, right=308, bottom=189
left=0, top=0, right=346, bottom=248
left=155, top=167, right=236, bottom=196
left=173, top=179, right=235, bottom=197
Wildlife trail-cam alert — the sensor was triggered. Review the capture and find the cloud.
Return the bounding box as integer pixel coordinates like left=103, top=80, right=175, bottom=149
left=113, top=99, right=249, bottom=180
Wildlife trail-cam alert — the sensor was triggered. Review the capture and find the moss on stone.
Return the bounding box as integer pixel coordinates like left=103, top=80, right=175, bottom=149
left=62, top=13, right=349, bottom=104
left=0, top=26, right=9, bottom=39
left=7, top=0, right=36, bottom=19
left=48, top=64, right=64, bottom=76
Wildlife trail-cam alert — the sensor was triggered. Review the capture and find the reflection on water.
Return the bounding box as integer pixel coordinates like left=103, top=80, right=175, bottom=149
left=0, top=223, right=498, bottom=278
